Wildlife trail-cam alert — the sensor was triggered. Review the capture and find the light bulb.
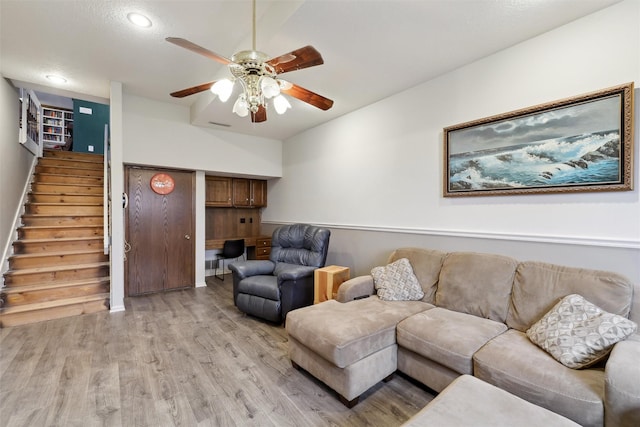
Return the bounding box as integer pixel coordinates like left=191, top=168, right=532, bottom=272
left=273, top=95, right=291, bottom=115
left=210, top=79, right=234, bottom=102
left=233, top=96, right=249, bottom=117
left=260, top=77, right=280, bottom=99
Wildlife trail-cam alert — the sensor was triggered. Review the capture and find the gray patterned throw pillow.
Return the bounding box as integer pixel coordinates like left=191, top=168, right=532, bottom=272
left=526, top=294, right=637, bottom=369
left=371, top=258, right=424, bottom=301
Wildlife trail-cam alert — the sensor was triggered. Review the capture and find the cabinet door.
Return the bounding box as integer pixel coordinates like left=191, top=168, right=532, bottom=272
left=206, top=176, right=232, bottom=207
left=232, top=178, right=251, bottom=207
left=250, top=180, right=267, bottom=207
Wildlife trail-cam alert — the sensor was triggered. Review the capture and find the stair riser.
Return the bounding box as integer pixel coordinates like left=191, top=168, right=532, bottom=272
left=0, top=299, right=109, bottom=327
left=13, top=239, right=104, bottom=254
left=3, top=283, right=109, bottom=306
left=43, top=150, right=103, bottom=162
left=30, top=183, right=103, bottom=195
left=35, top=165, right=103, bottom=177
left=26, top=205, right=103, bottom=215
left=19, top=227, right=103, bottom=239
left=10, top=252, right=109, bottom=269
left=38, top=158, right=103, bottom=169
left=21, top=216, right=103, bottom=227
left=29, top=194, right=103, bottom=204
left=4, top=266, right=110, bottom=286
left=34, top=174, right=103, bottom=185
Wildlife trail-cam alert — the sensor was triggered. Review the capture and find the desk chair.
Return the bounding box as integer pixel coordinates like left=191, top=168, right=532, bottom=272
left=215, top=239, right=245, bottom=280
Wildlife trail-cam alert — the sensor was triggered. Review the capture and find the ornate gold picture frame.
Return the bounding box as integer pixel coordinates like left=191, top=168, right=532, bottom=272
left=443, top=83, right=634, bottom=197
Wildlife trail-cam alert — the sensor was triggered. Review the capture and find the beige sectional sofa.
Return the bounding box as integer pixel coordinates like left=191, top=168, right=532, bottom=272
left=286, top=248, right=640, bottom=427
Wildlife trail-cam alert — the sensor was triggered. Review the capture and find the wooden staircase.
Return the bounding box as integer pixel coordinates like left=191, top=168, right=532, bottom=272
left=0, top=150, right=110, bottom=327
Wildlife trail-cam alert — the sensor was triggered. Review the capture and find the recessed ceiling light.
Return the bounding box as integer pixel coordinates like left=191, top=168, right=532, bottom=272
left=46, top=75, right=67, bottom=84
left=127, top=12, right=152, bottom=28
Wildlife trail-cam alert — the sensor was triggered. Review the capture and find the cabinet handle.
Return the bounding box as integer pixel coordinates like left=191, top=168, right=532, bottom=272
left=184, top=234, right=191, bottom=240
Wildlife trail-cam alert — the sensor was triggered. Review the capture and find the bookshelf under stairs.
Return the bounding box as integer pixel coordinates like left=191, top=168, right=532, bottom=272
left=0, top=150, right=110, bottom=327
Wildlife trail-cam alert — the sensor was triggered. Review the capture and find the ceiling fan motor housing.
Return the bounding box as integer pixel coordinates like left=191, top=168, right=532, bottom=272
left=231, top=50, right=279, bottom=112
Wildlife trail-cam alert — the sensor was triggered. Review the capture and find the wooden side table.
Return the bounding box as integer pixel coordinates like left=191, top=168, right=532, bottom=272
left=314, top=265, right=350, bottom=304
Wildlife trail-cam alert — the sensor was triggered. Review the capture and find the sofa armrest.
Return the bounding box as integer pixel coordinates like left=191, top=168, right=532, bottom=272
left=229, top=260, right=275, bottom=280
left=605, top=334, right=640, bottom=427
left=336, top=275, right=375, bottom=302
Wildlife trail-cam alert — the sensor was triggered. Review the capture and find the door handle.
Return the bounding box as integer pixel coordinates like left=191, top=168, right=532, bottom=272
left=184, top=234, right=191, bottom=240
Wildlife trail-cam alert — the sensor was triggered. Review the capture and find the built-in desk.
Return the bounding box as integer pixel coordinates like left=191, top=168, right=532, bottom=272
left=206, top=235, right=271, bottom=260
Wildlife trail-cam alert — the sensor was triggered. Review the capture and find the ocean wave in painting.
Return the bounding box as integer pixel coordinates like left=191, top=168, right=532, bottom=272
left=448, top=130, right=620, bottom=191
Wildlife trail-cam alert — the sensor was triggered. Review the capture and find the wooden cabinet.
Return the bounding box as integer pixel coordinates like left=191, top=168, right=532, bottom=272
left=42, top=106, right=73, bottom=149
left=205, top=176, right=232, bottom=207
left=232, top=178, right=267, bottom=208
left=254, top=237, right=271, bottom=260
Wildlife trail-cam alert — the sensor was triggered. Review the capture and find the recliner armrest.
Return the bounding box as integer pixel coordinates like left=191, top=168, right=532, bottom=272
left=605, top=334, right=640, bottom=427
left=229, top=260, right=275, bottom=280
left=274, top=263, right=317, bottom=281
left=336, top=275, right=375, bottom=302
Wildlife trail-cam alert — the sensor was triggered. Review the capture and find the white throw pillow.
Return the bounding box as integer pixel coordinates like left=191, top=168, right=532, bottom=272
left=526, top=294, right=637, bottom=369
left=371, top=258, right=424, bottom=301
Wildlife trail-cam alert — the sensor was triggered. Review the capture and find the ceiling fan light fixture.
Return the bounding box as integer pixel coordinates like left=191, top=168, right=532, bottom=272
left=273, top=94, right=291, bottom=115
left=260, top=76, right=280, bottom=99
left=210, top=79, right=234, bottom=102
left=233, top=95, right=249, bottom=117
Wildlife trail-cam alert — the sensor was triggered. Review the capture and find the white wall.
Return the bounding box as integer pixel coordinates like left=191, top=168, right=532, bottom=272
left=110, top=94, right=283, bottom=303
left=263, top=0, right=640, bottom=281
left=0, top=77, right=36, bottom=280
left=122, top=94, right=282, bottom=178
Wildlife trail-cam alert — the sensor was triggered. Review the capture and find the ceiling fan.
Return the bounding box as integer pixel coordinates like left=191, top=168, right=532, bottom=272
left=167, top=0, right=333, bottom=123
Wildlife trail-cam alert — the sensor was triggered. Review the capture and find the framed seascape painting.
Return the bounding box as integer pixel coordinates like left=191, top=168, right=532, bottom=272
left=443, top=82, right=634, bottom=197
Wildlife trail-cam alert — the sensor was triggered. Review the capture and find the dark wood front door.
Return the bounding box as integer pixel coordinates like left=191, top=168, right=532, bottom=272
left=125, top=166, right=194, bottom=296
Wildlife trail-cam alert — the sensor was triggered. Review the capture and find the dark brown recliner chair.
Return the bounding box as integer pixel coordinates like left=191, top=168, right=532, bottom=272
left=229, top=224, right=331, bottom=323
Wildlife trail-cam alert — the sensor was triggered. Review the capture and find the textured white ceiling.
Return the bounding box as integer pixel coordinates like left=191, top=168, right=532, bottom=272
left=0, top=0, right=621, bottom=140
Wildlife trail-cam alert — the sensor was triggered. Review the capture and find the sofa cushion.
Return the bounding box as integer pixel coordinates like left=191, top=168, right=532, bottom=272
left=473, top=329, right=605, bottom=427
left=402, top=375, right=581, bottom=427
left=372, top=258, right=424, bottom=301
left=388, top=248, right=447, bottom=304
left=435, top=252, right=517, bottom=323
left=236, top=275, right=279, bottom=300
left=286, top=296, right=431, bottom=368
left=397, top=307, right=507, bottom=375
left=527, top=294, right=637, bottom=369
left=507, top=261, right=634, bottom=332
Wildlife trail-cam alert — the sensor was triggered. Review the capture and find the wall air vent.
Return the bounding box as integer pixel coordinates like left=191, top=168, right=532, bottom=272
left=208, top=121, right=231, bottom=127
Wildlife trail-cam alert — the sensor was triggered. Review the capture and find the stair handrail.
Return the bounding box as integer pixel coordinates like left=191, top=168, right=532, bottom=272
left=103, top=124, right=110, bottom=255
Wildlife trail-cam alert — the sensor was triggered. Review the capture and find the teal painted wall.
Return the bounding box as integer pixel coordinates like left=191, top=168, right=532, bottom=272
left=73, top=99, right=109, bottom=154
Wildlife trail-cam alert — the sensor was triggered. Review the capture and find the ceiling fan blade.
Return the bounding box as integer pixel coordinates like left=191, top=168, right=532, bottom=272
left=166, top=37, right=232, bottom=65
left=170, top=81, right=215, bottom=98
left=281, top=83, right=334, bottom=111
left=251, top=105, right=267, bottom=123
left=267, top=45, right=324, bottom=74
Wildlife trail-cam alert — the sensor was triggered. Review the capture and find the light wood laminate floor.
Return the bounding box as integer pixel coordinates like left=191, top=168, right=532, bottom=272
left=0, top=275, right=434, bottom=426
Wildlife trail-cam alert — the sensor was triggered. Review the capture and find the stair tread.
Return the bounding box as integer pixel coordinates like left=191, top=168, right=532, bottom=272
left=20, top=224, right=103, bottom=229
left=15, top=236, right=103, bottom=243
left=28, top=202, right=103, bottom=206
left=30, top=191, right=102, bottom=196
left=35, top=172, right=103, bottom=177
left=10, top=249, right=106, bottom=259
left=22, top=214, right=102, bottom=218
left=5, top=261, right=110, bottom=276
left=0, top=293, right=110, bottom=314
left=1, top=277, right=110, bottom=294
